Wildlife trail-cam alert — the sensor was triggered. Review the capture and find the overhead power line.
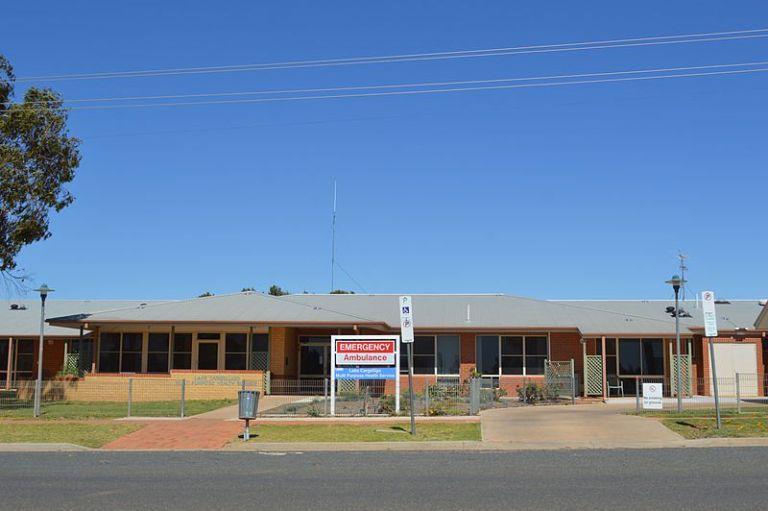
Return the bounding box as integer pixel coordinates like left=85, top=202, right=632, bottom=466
left=9, top=60, right=767, bottom=107
left=15, top=28, right=768, bottom=82
left=43, top=64, right=768, bottom=111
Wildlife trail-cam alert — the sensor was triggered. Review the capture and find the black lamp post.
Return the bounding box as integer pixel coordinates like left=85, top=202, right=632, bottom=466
left=33, top=284, right=53, bottom=417
left=665, top=275, right=685, bottom=413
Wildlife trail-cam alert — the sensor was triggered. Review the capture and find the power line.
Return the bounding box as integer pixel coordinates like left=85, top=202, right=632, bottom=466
left=15, top=28, right=768, bottom=82
left=9, top=60, right=767, bottom=107
left=51, top=66, right=768, bottom=111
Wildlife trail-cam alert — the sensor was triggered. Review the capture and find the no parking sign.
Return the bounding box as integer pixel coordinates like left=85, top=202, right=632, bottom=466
left=642, top=383, right=663, bottom=410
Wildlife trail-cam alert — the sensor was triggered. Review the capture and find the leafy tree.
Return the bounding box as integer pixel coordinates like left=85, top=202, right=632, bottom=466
left=198, top=291, right=214, bottom=297
left=268, top=284, right=288, bottom=296
left=1, top=55, right=81, bottom=277
left=330, top=289, right=355, bottom=294
left=241, top=287, right=256, bottom=292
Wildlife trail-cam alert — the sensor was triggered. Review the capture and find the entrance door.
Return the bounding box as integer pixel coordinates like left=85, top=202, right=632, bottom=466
left=198, top=343, right=219, bottom=370
left=300, top=344, right=329, bottom=377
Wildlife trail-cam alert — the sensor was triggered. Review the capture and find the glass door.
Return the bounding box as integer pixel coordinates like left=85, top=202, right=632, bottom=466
left=299, top=344, right=329, bottom=378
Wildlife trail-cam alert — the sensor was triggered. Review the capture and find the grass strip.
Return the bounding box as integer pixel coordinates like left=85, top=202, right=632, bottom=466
left=0, top=422, right=144, bottom=448
left=0, top=399, right=235, bottom=419
left=243, top=422, right=480, bottom=443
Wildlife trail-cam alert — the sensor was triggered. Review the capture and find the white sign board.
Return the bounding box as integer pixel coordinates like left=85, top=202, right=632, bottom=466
left=642, top=383, right=663, bottom=410
left=701, top=290, right=719, bottom=338
left=330, top=335, right=400, bottom=416
left=399, top=296, right=414, bottom=343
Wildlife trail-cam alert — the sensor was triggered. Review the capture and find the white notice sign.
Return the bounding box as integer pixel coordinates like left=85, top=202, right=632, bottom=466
left=701, top=290, right=719, bottom=338
left=399, top=296, right=414, bottom=343
left=642, top=383, right=663, bottom=410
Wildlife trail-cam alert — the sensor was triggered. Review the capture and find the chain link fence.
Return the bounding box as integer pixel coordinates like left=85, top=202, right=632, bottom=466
left=0, top=377, right=258, bottom=418
left=627, top=374, right=768, bottom=413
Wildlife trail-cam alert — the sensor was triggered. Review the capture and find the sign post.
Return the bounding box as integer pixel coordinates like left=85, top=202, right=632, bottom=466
left=400, top=296, right=416, bottom=436
left=702, top=290, right=722, bottom=429
left=330, top=335, right=399, bottom=416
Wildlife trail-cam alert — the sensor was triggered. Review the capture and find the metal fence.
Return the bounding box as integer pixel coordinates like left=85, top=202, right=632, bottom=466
left=628, top=374, right=768, bottom=413
left=0, top=377, right=259, bottom=418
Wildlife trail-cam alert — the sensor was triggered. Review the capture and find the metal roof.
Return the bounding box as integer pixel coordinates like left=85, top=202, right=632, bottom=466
left=47, top=292, right=386, bottom=327
left=0, top=300, right=162, bottom=337
left=551, top=299, right=766, bottom=334
left=24, top=293, right=768, bottom=337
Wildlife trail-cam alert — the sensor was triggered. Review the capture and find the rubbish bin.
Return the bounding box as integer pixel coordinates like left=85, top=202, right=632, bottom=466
left=238, top=390, right=259, bottom=419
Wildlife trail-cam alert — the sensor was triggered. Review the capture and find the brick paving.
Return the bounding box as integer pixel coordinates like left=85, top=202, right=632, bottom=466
left=103, top=419, right=242, bottom=450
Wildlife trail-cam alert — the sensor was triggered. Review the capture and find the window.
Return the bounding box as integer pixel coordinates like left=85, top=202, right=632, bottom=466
left=252, top=333, right=269, bottom=352
left=99, top=333, right=120, bottom=373
left=436, top=335, right=460, bottom=375
left=120, top=333, right=143, bottom=373
left=197, top=333, right=220, bottom=340
left=225, top=333, right=247, bottom=370
left=173, top=333, right=192, bottom=370
left=478, top=335, right=549, bottom=376
left=596, top=338, right=618, bottom=376
left=147, top=333, right=170, bottom=373
left=0, top=340, right=8, bottom=378
left=400, top=336, right=435, bottom=374
left=477, top=336, right=500, bottom=375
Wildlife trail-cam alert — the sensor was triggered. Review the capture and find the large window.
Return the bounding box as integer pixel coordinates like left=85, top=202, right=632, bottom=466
left=99, top=333, right=120, bottom=372
left=251, top=333, right=269, bottom=370
left=400, top=335, right=460, bottom=375
left=120, top=333, right=143, bottom=373
left=477, top=335, right=549, bottom=376
left=17, top=340, right=34, bottom=374
left=225, top=333, right=247, bottom=370
left=618, top=338, right=663, bottom=376
left=173, top=333, right=192, bottom=370
left=147, top=333, right=170, bottom=373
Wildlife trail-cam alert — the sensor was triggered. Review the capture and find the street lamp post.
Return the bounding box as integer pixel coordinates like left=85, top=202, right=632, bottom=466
left=33, top=284, right=53, bottom=417
left=665, top=275, right=686, bottom=413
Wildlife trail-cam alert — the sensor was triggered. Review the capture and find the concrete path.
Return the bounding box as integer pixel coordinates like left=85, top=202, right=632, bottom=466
left=481, top=403, right=681, bottom=448
left=191, top=395, right=314, bottom=420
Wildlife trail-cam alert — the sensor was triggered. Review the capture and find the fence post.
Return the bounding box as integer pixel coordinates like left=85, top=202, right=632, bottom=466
left=127, top=378, right=133, bottom=418
left=635, top=377, right=641, bottom=413
left=180, top=379, right=186, bottom=418
left=736, top=373, right=741, bottom=414
left=424, top=383, right=430, bottom=416
left=469, top=378, right=480, bottom=415
left=323, top=378, right=329, bottom=416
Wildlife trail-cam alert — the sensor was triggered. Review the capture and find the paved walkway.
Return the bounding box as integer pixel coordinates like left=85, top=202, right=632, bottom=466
left=103, top=419, right=242, bottom=450
left=481, top=403, right=681, bottom=448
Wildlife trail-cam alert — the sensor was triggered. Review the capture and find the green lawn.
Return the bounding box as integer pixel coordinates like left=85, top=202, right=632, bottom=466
left=635, top=408, right=768, bottom=419
left=243, top=422, right=481, bottom=443
left=0, top=422, right=143, bottom=448
left=0, top=399, right=235, bottom=419
left=663, top=417, right=768, bottom=439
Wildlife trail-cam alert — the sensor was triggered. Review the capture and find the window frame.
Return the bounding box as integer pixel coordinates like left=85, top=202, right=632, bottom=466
left=475, top=333, right=551, bottom=377
left=399, top=334, right=461, bottom=376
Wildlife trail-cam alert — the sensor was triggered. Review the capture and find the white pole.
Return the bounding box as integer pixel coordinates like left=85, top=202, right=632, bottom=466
left=330, top=336, right=336, bottom=416
left=395, top=336, right=401, bottom=414
left=33, top=296, right=46, bottom=417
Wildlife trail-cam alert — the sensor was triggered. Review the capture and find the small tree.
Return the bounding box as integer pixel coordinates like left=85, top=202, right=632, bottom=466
left=198, top=291, right=214, bottom=297
left=268, top=285, right=288, bottom=296
left=241, top=287, right=256, bottom=292
left=330, top=289, right=355, bottom=294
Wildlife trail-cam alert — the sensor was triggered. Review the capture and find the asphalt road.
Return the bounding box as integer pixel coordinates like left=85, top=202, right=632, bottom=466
left=1, top=448, right=767, bottom=510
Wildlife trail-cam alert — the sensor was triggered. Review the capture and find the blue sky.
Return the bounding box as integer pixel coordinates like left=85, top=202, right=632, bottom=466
left=3, top=1, right=767, bottom=300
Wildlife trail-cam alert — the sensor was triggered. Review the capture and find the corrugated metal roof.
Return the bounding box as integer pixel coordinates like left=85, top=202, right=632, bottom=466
left=552, top=299, right=765, bottom=334
left=0, top=300, right=162, bottom=337
left=755, top=302, right=768, bottom=330
left=47, top=292, right=386, bottom=326
left=28, top=294, right=767, bottom=337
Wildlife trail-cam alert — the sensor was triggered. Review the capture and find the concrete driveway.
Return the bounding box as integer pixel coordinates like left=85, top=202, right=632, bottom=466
left=481, top=403, right=682, bottom=449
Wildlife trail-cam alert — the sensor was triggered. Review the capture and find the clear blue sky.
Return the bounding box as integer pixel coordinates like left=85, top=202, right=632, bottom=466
left=3, top=1, right=767, bottom=300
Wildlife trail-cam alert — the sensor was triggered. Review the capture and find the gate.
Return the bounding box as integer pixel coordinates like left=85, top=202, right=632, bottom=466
left=545, top=359, right=576, bottom=401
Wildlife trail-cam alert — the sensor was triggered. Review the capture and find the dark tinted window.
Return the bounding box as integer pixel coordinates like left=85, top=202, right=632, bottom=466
left=226, top=333, right=247, bottom=353
left=148, top=333, right=169, bottom=352
left=197, top=333, right=220, bottom=340
left=252, top=333, right=269, bottom=352
left=100, top=333, right=120, bottom=352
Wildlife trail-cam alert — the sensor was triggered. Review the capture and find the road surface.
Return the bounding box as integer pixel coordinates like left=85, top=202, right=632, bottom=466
left=1, top=448, right=766, bottom=510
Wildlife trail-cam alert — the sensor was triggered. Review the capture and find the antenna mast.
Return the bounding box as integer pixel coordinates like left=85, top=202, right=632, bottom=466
left=331, top=180, right=337, bottom=292
left=678, top=252, right=688, bottom=301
